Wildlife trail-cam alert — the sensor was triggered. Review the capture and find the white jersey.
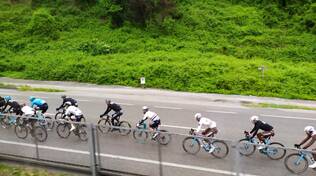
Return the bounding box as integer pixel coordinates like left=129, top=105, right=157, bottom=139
left=21, top=106, right=34, bottom=116
left=65, top=106, right=82, bottom=116
left=196, top=117, right=216, bottom=133
left=143, top=111, right=160, bottom=122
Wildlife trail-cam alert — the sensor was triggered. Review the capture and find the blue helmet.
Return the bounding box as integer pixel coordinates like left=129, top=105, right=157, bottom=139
left=4, top=96, right=11, bottom=101
left=29, top=96, right=35, bottom=102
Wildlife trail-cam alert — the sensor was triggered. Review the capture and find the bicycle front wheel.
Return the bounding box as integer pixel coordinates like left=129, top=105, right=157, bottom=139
left=157, top=130, right=171, bottom=145
left=56, top=123, right=71, bottom=138
left=238, top=139, right=256, bottom=156
left=14, top=125, right=28, bottom=139
left=284, top=153, right=308, bottom=174
left=119, top=121, right=131, bottom=136
left=97, top=118, right=111, bottom=134
left=33, top=126, right=48, bottom=142
left=182, top=137, right=200, bottom=154
left=211, top=140, right=229, bottom=159
left=266, top=142, right=286, bottom=160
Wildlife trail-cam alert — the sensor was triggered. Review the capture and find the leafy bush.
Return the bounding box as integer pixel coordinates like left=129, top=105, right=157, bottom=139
left=78, top=39, right=112, bottom=55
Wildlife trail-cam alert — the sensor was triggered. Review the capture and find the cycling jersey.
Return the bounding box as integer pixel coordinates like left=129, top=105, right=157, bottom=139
left=21, top=106, right=35, bottom=116
left=100, top=102, right=122, bottom=117
left=196, top=117, right=216, bottom=133
left=143, top=111, right=160, bottom=122
left=3, top=100, right=21, bottom=115
left=65, top=106, right=82, bottom=116
left=57, top=98, right=77, bottom=109
left=250, top=120, right=273, bottom=138
left=31, top=99, right=46, bottom=108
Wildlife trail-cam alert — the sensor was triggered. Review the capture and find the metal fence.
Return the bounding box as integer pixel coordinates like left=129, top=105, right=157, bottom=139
left=0, top=116, right=314, bottom=176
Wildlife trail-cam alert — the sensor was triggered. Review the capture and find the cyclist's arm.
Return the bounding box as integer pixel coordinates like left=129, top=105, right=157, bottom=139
left=100, top=106, right=111, bottom=117
left=300, top=135, right=313, bottom=149
left=196, top=123, right=203, bottom=133
left=57, top=100, right=66, bottom=110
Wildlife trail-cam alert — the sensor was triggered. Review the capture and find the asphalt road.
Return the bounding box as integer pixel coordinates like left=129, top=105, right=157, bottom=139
left=0, top=85, right=316, bottom=176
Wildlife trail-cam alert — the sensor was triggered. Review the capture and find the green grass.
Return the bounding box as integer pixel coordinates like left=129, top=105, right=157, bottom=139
left=244, top=102, right=316, bottom=111
left=0, top=163, right=71, bottom=176
left=17, top=85, right=65, bottom=92
left=0, top=83, right=17, bottom=89
left=0, top=0, right=315, bottom=100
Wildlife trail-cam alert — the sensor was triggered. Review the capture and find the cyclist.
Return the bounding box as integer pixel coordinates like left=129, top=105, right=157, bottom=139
left=249, top=115, right=274, bottom=149
left=29, top=96, right=48, bottom=114
left=64, top=105, right=84, bottom=131
left=137, top=106, right=160, bottom=140
left=100, top=99, right=123, bottom=126
left=294, top=126, right=316, bottom=168
left=194, top=113, right=218, bottom=153
left=0, top=96, right=5, bottom=111
left=56, top=95, right=78, bottom=111
left=2, top=97, right=23, bottom=116
left=21, top=104, right=35, bottom=117
left=1, top=96, right=12, bottom=112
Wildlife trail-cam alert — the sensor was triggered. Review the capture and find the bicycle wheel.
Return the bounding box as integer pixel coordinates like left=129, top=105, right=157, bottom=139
left=14, top=125, right=28, bottom=139
left=133, top=129, right=148, bottom=142
left=182, top=137, right=201, bottom=154
left=1, top=115, right=10, bottom=128
left=56, top=123, right=71, bottom=138
left=211, top=140, right=229, bottom=159
left=284, top=153, right=308, bottom=174
left=157, top=130, right=171, bottom=145
left=97, top=118, right=111, bottom=133
left=266, top=142, right=286, bottom=160
left=238, top=139, right=256, bottom=156
left=78, top=124, right=88, bottom=141
left=32, top=126, right=48, bottom=142
left=119, top=121, right=131, bottom=136
left=55, top=112, right=64, bottom=124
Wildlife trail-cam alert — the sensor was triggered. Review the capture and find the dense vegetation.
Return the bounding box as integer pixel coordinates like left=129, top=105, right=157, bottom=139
left=0, top=0, right=315, bottom=99
left=0, top=163, right=70, bottom=176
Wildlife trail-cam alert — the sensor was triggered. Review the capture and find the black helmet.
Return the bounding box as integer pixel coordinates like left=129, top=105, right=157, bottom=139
left=61, top=95, right=67, bottom=99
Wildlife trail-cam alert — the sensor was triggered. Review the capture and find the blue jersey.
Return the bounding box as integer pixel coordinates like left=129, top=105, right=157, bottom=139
left=31, top=99, right=46, bottom=107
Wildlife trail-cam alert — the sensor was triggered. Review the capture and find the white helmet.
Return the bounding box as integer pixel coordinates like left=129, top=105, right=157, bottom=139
left=142, top=106, right=149, bottom=110
left=195, top=113, right=202, bottom=121
left=250, top=116, right=259, bottom=123
left=304, top=126, right=314, bottom=134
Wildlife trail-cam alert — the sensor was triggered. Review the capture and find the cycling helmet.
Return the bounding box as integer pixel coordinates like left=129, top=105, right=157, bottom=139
left=29, top=96, right=35, bottom=102
left=4, top=96, right=11, bottom=101
left=65, top=101, right=72, bottom=106
left=250, top=115, right=259, bottom=123
left=61, top=95, right=67, bottom=99
left=195, top=113, right=202, bottom=121
left=304, top=126, right=314, bottom=134
left=142, top=106, right=149, bottom=113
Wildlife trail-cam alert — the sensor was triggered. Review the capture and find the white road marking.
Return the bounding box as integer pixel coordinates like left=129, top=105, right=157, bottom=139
left=0, top=139, right=257, bottom=176
left=77, top=99, right=90, bottom=102
left=161, top=125, right=191, bottom=130
left=154, top=106, right=183, bottom=110
left=117, top=103, right=134, bottom=106
left=206, top=110, right=237, bottom=114
left=260, top=114, right=316, bottom=121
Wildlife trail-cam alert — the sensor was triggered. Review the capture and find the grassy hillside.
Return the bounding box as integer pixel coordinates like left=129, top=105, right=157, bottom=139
left=0, top=0, right=316, bottom=100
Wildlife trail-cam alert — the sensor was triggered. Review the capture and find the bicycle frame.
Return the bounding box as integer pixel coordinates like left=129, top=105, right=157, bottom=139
left=296, top=151, right=315, bottom=165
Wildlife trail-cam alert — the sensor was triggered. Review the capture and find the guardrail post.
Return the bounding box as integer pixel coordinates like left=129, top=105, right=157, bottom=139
left=88, top=123, right=98, bottom=176
left=158, top=141, right=163, bottom=176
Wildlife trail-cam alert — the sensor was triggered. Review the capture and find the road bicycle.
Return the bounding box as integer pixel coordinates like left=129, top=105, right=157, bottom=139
left=56, top=117, right=88, bottom=141
left=284, top=147, right=316, bottom=174
left=133, top=122, right=171, bottom=145
left=238, top=131, right=286, bottom=160
left=182, top=129, right=229, bottom=158
left=97, top=114, right=131, bottom=136
left=14, top=116, right=48, bottom=142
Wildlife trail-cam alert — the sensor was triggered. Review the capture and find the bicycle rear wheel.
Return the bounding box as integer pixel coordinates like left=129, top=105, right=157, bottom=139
left=266, top=142, right=286, bottom=160
left=182, top=137, right=200, bottom=155
left=238, top=139, right=256, bottom=156
left=211, top=140, right=229, bottom=159
left=32, top=126, right=48, bottom=142
left=284, top=153, right=308, bottom=174
left=157, top=130, right=171, bottom=145
left=56, top=123, right=71, bottom=138
left=14, top=125, right=28, bottom=139
left=44, top=116, right=54, bottom=131
left=119, top=121, right=131, bottom=136
left=97, top=118, right=111, bottom=133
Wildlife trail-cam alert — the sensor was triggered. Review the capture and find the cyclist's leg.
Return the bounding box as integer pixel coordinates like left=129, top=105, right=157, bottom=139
left=202, top=128, right=212, bottom=144
left=150, top=120, right=160, bottom=139
left=262, top=130, right=274, bottom=144
left=111, top=112, right=119, bottom=126
left=40, top=103, right=48, bottom=114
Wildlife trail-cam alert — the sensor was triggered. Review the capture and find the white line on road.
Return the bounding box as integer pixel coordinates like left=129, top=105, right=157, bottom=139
left=77, top=99, right=91, bottom=102
left=117, top=103, right=134, bottom=106
left=0, top=139, right=257, bottom=176
left=161, top=125, right=191, bottom=130
left=154, top=106, right=183, bottom=110
left=206, top=110, right=237, bottom=114
left=260, top=114, right=316, bottom=121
